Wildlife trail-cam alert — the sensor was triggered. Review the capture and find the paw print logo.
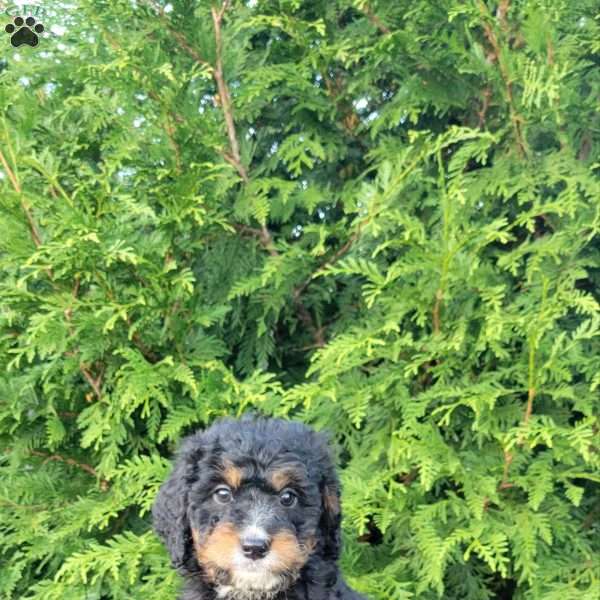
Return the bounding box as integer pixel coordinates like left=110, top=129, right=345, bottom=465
left=5, top=16, right=44, bottom=48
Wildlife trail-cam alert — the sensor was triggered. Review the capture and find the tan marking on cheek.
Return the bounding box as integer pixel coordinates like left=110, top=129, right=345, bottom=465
left=192, top=527, right=218, bottom=581
left=270, top=531, right=310, bottom=571
left=196, top=523, right=239, bottom=575
left=220, top=460, right=242, bottom=489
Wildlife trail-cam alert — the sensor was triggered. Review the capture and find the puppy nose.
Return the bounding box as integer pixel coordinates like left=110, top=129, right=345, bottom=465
left=241, top=537, right=270, bottom=560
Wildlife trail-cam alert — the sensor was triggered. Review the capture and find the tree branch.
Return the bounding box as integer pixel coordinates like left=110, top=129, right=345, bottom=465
left=1, top=140, right=110, bottom=404
left=523, top=386, right=536, bottom=424
left=30, top=450, right=109, bottom=489
left=0, top=148, right=43, bottom=248
left=79, top=366, right=103, bottom=401
left=478, top=0, right=527, bottom=157
left=294, top=224, right=363, bottom=299
left=432, top=289, right=443, bottom=335
left=477, top=86, right=492, bottom=128
left=498, top=449, right=514, bottom=490
left=141, top=0, right=210, bottom=67
left=359, top=4, right=391, bottom=35
left=140, top=0, right=325, bottom=347
left=163, top=114, right=182, bottom=174
left=210, top=1, right=248, bottom=183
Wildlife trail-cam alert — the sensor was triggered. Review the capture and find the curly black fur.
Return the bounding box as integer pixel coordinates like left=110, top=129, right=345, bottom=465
left=152, top=415, right=367, bottom=599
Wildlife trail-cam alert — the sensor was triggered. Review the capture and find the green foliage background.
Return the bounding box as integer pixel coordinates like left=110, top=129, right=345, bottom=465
left=1, top=1, right=599, bottom=598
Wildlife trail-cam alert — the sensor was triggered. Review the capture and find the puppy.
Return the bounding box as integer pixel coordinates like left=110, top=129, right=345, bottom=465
left=152, top=415, right=367, bottom=599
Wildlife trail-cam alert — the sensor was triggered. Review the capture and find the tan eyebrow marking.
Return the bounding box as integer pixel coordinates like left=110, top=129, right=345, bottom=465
left=220, top=460, right=242, bottom=489
left=269, top=467, right=304, bottom=492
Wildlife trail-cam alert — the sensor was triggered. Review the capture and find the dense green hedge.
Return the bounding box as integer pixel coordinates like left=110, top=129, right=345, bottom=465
left=1, top=1, right=599, bottom=598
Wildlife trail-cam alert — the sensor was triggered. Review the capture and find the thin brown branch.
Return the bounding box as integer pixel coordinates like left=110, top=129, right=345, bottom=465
left=63, top=276, right=80, bottom=322
left=58, top=411, right=78, bottom=418
left=259, top=225, right=279, bottom=257
left=151, top=91, right=186, bottom=124
left=0, top=148, right=43, bottom=248
left=0, top=147, right=21, bottom=192
left=220, top=149, right=241, bottom=171
left=133, top=332, right=161, bottom=363
left=72, top=276, right=81, bottom=298
left=546, top=33, right=554, bottom=66
left=164, top=115, right=182, bottom=174
left=80, top=366, right=103, bottom=401
left=477, top=86, right=492, bottom=128
left=169, top=26, right=211, bottom=67
left=498, top=482, right=515, bottom=490
left=232, top=223, right=264, bottom=237
left=141, top=0, right=210, bottom=67
left=432, top=289, right=443, bottom=335
left=359, top=4, right=391, bottom=34
left=30, top=450, right=109, bottom=489
left=499, top=386, right=536, bottom=489
left=496, top=0, right=510, bottom=31
left=211, top=2, right=326, bottom=343
left=523, top=386, right=536, bottom=425
left=294, top=226, right=362, bottom=299
left=400, top=469, right=418, bottom=486
left=211, top=2, right=248, bottom=183
left=321, top=72, right=362, bottom=135
left=292, top=290, right=325, bottom=348
left=478, top=1, right=527, bottom=157
left=499, top=386, right=536, bottom=490
left=63, top=276, right=104, bottom=400
left=231, top=223, right=277, bottom=257
left=287, top=214, right=373, bottom=349
left=498, top=450, right=514, bottom=490
left=578, top=134, right=592, bottom=161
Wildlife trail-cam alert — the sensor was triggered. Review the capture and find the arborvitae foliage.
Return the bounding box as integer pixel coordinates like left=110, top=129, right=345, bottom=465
left=1, top=1, right=599, bottom=598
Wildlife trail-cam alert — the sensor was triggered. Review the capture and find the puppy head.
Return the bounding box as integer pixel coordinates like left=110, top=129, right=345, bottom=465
left=152, top=416, right=341, bottom=598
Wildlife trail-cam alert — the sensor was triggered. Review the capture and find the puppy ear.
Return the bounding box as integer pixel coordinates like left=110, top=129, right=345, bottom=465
left=319, top=474, right=342, bottom=560
left=152, top=436, right=204, bottom=572
left=315, top=430, right=343, bottom=562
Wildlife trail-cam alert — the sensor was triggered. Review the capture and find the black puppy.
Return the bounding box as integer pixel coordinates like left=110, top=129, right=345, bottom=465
left=152, top=415, right=367, bottom=599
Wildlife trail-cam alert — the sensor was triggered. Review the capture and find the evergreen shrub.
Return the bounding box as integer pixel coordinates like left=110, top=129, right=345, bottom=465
left=0, top=1, right=599, bottom=598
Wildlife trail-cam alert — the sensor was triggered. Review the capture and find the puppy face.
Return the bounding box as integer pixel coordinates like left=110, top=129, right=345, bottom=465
left=189, top=457, right=319, bottom=596
left=153, top=418, right=341, bottom=600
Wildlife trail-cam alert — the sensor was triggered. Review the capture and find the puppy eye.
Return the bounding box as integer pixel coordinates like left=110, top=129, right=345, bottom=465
left=279, top=489, right=297, bottom=507
left=213, top=486, right=233, bottom=504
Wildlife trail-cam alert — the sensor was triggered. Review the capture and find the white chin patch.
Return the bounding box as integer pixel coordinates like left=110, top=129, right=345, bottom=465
left=216, top=555, right=284, bottom=599
left=234, top=568, right=279, bottom=589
